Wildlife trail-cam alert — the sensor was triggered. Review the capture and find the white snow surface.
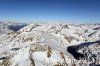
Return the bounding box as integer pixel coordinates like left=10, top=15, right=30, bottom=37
left=0, top=23, right=100, bottom=66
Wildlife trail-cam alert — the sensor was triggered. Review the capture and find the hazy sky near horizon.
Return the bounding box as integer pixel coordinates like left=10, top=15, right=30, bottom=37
left=0, top=0, right=100, bottom=23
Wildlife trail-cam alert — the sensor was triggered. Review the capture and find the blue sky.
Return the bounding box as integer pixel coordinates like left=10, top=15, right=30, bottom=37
left=0, top=0, right=100, bottom=23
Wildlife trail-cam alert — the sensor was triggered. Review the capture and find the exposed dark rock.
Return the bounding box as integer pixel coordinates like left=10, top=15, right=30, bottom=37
left=67, top=46, right=84, bottom=60
left=96, top=64, right=100, bottom=66
left=11, top=48, right=20, bottom=51
left=67, top=40, right=100, bottom=60
left=88, top=31, right=97, bottom=37
left=0, top=57, right=7, bottom=60
left=93, top=27, right=100, bottom=30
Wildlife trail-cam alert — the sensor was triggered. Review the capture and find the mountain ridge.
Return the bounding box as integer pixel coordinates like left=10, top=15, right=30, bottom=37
left=0, top=22, right=100, bottom=66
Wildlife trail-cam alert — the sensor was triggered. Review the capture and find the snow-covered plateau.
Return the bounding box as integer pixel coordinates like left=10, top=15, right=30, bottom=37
left=0, top=22, right=100, bottom=66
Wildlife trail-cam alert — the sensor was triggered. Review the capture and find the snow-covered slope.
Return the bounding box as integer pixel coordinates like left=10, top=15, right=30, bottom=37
left=0, top=23, right=100, bottom=66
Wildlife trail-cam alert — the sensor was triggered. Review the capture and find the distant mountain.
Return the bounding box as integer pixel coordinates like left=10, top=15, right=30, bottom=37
left=0, top=21, right=27, bottom=35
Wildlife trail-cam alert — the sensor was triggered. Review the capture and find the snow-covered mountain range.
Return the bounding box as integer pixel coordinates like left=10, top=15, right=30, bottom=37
left=0, top=22, right=100, bottom=66
left=0, top=21, right=27, bottom=35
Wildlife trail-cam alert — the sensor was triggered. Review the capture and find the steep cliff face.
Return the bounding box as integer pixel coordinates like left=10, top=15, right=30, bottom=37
left=0, top=23, right=100, bottom=66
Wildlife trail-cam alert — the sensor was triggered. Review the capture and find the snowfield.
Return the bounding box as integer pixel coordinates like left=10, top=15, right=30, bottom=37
left=0, top=22, right=100, bottom=66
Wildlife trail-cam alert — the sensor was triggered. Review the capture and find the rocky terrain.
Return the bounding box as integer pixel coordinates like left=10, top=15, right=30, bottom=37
left=0, top=22, right=100, bottom=66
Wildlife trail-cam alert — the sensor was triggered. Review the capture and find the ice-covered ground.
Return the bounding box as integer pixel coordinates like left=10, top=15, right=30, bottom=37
left=0, top=22, right=100, bottom=66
